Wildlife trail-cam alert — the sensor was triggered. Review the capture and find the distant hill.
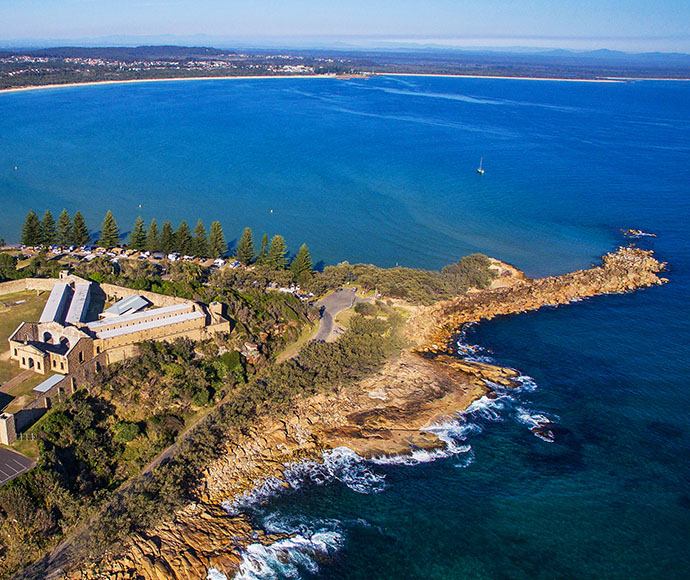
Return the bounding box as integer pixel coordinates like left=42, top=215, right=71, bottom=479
left=1, top=45, right=233, bottom=61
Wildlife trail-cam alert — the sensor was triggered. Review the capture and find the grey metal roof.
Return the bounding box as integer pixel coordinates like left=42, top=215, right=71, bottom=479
left=39, top=283, right=72, bottom=323
left=65, top=282, right=92, bottom=324
left=88, top=302, right=191, bottom=330
left=95, top=311, right=204, bottom=339
left=33, top=374, right=64, bottom=393
left=103, top=295, right=149, bottom=317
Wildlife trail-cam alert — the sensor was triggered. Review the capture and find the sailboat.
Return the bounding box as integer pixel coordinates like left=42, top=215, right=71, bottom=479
left=476, top=157, right=485, bottom=174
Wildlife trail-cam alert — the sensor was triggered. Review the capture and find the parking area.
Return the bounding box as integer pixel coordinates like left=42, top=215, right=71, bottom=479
left=0, top=447, right=35, bottom=486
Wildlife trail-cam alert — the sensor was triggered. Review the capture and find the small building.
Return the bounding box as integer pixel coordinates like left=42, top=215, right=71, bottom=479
left=100, top=295, right=149, bottom=319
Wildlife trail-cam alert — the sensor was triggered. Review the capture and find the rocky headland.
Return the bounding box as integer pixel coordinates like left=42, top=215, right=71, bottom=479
left=406, top=246, right=667, bottom=351
left=40, top=246, right=667, bottom=580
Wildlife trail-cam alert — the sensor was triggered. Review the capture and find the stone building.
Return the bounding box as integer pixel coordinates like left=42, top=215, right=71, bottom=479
left=2, top=273, right=231, bottom=444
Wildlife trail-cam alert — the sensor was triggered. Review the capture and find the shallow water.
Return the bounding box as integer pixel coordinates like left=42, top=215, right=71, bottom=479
left=2, top=76, right=689, bottom=579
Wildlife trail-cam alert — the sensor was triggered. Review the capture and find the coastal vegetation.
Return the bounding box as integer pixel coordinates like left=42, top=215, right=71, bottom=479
left=2, top=46, right=690, bottom=93
left=9, top=208, right=498, bottom=305
left=1, top=300, right=401, bottom=578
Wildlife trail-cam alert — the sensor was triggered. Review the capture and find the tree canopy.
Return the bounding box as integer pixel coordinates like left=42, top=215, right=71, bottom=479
left=146, top=219, right=160, bottom=253
left=20, top=210, right=42, bottom=247
left=57, top=209, right=72, bottom=247
left=290, top=243, right=313, bottom=282
left=266, top=235, right=287, bottom=269
left=236, top=227, right=255, bottom=265
left=193, top=219, right=208, bottom=258
left=40, top=210, right=57, bottom=245
left=98, top=210, right=120, bottom=248
left=175, top=221, right=193, bottom=255
left=160, top=221, right=175, bottom=254
left=72, top=211, right=90, bottom=247
left=209, top=221, right=227, bottom=258
left=129, top=216, right=147, bottom=250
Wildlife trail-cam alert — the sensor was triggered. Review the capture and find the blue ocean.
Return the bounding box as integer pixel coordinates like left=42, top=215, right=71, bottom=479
left=1, top=76, right=689, bottom=579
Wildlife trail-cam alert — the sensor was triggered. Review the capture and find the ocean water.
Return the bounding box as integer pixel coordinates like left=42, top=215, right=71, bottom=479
left=2, top=76, right=689, bottom=579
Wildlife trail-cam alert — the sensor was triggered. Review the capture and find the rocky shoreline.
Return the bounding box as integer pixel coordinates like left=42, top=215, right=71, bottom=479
left=43, top=246, right=667, bottom=580
left=406, top=247, right=667, bottom=352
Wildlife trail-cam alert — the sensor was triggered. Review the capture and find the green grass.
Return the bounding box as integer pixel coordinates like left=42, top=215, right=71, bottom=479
left=3, top=373, right=47, bottom=414
left=0, top=290, right=48, bottom=384
left=9, top=439, right=39, bottom=461
left=275, top=321, right=317, bottom=362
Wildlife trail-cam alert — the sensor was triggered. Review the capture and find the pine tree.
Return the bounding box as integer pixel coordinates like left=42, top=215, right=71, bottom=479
left=98, top=210, right=120, bottom=248
left=193, top=219, right=208, bottom=258
left=257, top=233, right=268, bottom=264
left=20, top=210, right=42, bottom=247
left=290, top=244, right=313, bottom=280
left=57, top=209, right=72, bottom=247
left=146, top=218, right=160, bottom=252
left=128, top=216, right=147, bottom=250
left=175, top=220, right=193, bottom=255
left=266, top=235, right=287, bottom=269
left=209, top=221, right=227, bottom=258
left=160, top=220, right=176, bottom=254
left=236, top=227, right=255, bottom=265
left=72, top=211, right=90, bottom=247
left=40, top=210, right=57, bottom=245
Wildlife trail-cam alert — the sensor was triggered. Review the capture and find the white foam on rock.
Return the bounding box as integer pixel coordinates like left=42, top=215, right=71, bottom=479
left=228, top=515, right=344, bottom=580
left=223, top=447, right=385, bottom=516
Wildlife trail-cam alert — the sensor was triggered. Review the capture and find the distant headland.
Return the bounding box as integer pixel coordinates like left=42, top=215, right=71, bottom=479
left=2, top=45, right=689, bottom=92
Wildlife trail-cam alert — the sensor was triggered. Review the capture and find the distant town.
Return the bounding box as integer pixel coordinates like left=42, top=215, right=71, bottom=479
left=2, top=45, right=690, bottom=90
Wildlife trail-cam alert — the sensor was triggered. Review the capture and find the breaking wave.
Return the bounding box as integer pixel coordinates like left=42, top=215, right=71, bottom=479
left=223, top=447, right=385, bottom=516
left=212, top=333, right=558, bottom=579
left=214, top=515, right=344, bottom=580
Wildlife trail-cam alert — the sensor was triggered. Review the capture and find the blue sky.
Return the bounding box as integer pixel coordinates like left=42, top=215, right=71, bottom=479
left=2, top=0, right=689, bottom=52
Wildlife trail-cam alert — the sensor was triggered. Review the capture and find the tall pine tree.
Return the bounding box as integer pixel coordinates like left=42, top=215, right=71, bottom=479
left=290, top=244, right=313, bottom=281
left=72, top=211, right=90, bottom=247
left=40, top=210, right=57, bottom=245
left=236, top=227, right=255, bottom=265
left=209, top=221, right=227, bottom=258
left=129, top=216, right=147, bottom=250
left=266, top=235, right=287, bottom=269
left=257, top=233, right=268, bottom=264
left=20, top=210, right=42, bottom=247
left=57, top=209, right=72, bottom=247
left=146, top=218, right=160, bottom=252
left=160, top=220, right=176, bottom=254
left=98, top=210, right=120, bottom=248
left=193, top=219, right=208, bottom=258
left=176, top=220, right=193, bottom=255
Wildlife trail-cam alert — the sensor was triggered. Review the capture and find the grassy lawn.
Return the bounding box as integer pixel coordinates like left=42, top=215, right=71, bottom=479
left=8, top=439, right=39, bottom=461
left=3, top=373, right=46, bottom=414
left=275, top=321, right=317, bottom=363
left=0, top=290, right=48, bottom=384
left=334, top=307, right=357, bottom=329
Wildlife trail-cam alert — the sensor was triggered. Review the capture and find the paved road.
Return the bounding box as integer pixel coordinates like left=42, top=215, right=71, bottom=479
left=313, top=289, right=364, bottom=342
left=0, top=447, right=35, bottom=486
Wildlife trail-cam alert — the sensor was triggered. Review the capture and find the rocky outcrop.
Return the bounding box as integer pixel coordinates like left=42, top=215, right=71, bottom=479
left=406, top=247, right=667, bottom=351
left=58, top=350, right=519, bottom=580
left=49, top=246, right=667, bottom=580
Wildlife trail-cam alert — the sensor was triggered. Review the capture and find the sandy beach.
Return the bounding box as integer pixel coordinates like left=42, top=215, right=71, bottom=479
left=2, top=71, right=689, bottom=95
left=0, top=74, right=338, bottom=94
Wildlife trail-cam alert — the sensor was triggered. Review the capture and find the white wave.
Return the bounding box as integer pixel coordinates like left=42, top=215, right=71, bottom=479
left=515, top=407, right=553, bottom=428
left=208, top=569, right=229, bottom=580
left=230, top=530, right=343, bottom=580
left=514, top=375, right=538, bottom=392
left=224, top=448, right=385, bottom=516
